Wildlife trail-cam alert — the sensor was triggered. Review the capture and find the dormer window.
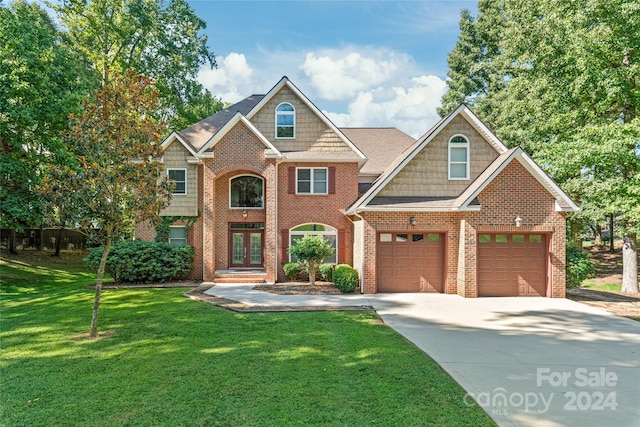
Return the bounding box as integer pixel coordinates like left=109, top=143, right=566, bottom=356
left=448, top=135, right=469, bottom=180
left=276, top=103, right=295, bottom=139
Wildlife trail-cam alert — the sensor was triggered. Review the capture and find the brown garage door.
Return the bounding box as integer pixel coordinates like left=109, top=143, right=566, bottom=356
left=377, top=232, right=445, bottom=292
left=477, top=233, right=547, bottom=296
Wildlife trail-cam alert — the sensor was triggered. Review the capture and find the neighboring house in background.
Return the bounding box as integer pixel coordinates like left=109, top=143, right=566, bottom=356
left=136, top=77, right=578, bottom=297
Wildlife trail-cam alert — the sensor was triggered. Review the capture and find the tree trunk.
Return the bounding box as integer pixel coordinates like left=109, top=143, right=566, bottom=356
left=53, top=227, right=64, bottom=257
left=308, top=262, right=316, bottom=286
left=90, top=236, right=111, bottom=338
left=594, top=224, right=602, bottom=246
left=8, top=229, right=17, bottom=254
left=609, top=214, right=615, bottom=253
left=621, top=233, right=638, bottom=293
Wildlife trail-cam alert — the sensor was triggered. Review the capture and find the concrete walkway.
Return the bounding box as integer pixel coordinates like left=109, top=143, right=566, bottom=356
left=204, top=285, right=640, bottom=427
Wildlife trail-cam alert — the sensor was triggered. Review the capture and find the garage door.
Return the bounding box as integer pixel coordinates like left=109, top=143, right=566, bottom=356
left=477, top=233, right=547, bottom=296
left=377, top=232, right=445, bottom=292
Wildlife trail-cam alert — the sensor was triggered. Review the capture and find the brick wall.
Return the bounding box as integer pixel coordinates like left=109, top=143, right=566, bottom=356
left=276, top=161, right=359, bottom=281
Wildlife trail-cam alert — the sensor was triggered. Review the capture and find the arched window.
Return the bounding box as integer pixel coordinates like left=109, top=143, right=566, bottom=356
left=448, top=135, right=469, bottom=180
left=289, top=223, right=337, bottom=264
left=230, top=175, right=264, bottom=208
left=276, top=103, right=295, bottom=139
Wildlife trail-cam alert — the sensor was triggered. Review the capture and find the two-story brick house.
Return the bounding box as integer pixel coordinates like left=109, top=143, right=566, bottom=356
left=136, top=76, right=578, bottom=297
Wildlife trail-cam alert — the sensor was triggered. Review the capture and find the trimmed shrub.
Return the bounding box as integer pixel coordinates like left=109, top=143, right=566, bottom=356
left=333, top=264, right=358, bottom=293
left=566, top=244, right=596, bottom=289
left=282, top=262, right=302, bottom=281
left=84, top=240, right=194, bottom=283
left=319, top=264, right=334, bottom=282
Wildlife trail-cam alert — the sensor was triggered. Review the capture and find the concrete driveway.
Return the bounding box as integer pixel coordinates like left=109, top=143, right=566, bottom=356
left=205, top=285, right=640, bottom=427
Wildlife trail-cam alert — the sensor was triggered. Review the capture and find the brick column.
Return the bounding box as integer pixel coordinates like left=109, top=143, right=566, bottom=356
left=457, top=219, right=477, bottom=297
left=202, top=160, right=216, bottom=281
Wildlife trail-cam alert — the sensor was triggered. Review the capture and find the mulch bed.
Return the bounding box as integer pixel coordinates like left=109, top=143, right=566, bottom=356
left=253, top=282, right=343, bottom=295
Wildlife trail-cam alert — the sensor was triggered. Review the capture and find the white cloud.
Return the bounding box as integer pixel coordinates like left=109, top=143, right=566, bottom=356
left=197, top=52, right=254, bottom=103
left=198, top=47, right=447, bottom=138
left=323, top=73, right=447, bottom=138
left=302, top=47, right=447, bottom=137
left=300, top=49, right=406, bottom=101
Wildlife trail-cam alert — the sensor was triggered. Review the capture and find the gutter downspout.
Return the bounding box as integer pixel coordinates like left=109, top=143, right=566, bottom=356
left=346, top=210, right=366, bottom=294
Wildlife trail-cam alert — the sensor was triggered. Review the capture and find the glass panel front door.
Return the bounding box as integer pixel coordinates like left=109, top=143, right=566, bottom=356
left=250, top=233, right=261, bottom=265
left=232, top=233, right=244, bottom=265
left=229, top=229, right=263, bottom=267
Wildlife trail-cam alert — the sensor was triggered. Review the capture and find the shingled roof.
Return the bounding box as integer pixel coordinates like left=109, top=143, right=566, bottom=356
left=177, top=95, right=265, bottom=152
left=340, top=128, right=416, bottom=175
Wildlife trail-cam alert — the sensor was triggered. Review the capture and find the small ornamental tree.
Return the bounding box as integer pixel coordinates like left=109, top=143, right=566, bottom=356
left=287, top=235, right=335, bottom=286
left=42, top=69, right=172, bottom=338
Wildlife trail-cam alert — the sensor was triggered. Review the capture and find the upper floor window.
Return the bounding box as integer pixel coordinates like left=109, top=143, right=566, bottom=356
left=230, top=175, right=264, bottom=208
left=448, top=135, right=469, bottom=180
left=167, top=168, right=187, bottom=194
left=297, top=167, right=327, bottom=194
left=276, top=103, right=295, bottom=139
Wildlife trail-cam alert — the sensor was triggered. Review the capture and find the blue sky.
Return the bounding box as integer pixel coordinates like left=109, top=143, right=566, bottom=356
left=189, top=1, right=478, bottom=137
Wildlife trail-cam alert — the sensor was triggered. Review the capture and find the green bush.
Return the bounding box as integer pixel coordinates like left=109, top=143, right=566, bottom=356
left=84, top=240, right=194, bottom=283
left=566, top=245, right=596, bottom=288
left=282, top=262, right=301, bottom=281
left=333, top=264, right=359, bottom=293
left=319, top=264, right=334, bottom=282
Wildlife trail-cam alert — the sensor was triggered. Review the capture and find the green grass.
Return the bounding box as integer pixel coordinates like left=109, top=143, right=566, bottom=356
left=1, top=251, right=494, bottom=427
left=581, top=282, right=622, bottom=292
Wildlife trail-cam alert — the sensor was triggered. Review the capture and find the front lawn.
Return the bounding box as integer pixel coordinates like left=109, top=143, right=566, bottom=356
left=1, top=251, right=493, bottom=426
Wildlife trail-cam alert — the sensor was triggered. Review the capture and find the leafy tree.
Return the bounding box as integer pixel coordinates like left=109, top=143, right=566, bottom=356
left=54, top=0, right=223, bottom=129
left=0, top=0, right=94, bottom=252
left=438, top=0, right=507, bottom=125
left=288, top=235, right=335, bottom=286
left=441, top=0, right=640, bottom=292
left=42, top=70, right=172, bottom=337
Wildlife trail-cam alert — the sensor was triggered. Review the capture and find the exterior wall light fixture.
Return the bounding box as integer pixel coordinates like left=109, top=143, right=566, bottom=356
left=409, top=216, right=417, bottom=227
left=514, top=215, right=523, bottom=228
left=242, top=210, right=248, bottom=219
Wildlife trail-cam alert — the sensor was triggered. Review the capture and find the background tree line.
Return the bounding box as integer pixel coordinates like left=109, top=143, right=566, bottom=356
left=0, top=0, right=223, bottom=253
left=442, top=0, right=639, bottom=292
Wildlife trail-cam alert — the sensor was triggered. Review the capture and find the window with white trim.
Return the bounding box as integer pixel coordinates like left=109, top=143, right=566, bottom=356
left=230, top=175, right=264, bottom=208
left=448, top=135, right=469, bottom=180
left=167, top=168, right=187, bottom=194
left=289, top=224, right=337, bottom=264
left=169, top=226, right=187, bottom=247
left=297, top=167, right=327, bottom=194
left=276, top=103, right=295, bottom=138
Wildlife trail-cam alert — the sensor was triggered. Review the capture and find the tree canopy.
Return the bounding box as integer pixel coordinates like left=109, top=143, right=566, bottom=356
left=0, top=0, right=93, bottom=239
left=55, top=0, right=223, bottom=129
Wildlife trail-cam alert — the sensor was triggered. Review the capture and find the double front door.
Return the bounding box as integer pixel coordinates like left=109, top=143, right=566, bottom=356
left=229, top=223, right=263, bottom=268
